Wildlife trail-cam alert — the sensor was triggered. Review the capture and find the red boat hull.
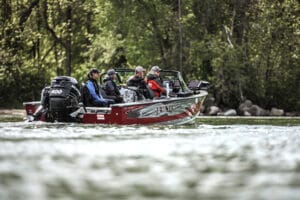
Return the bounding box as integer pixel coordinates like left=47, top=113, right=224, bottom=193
left=81, top=92, right=206, bottom=125
left=24, top=92, right=207, bottom=125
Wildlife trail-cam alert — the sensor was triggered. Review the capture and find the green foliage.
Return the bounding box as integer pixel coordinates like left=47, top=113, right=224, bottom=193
left=0, top=0, right=299, bottom=111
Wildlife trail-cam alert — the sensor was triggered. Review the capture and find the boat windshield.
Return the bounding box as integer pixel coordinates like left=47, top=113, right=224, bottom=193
left=100, top=68, right=192, bottom=94
left=159, top=70, right=191, bottom=93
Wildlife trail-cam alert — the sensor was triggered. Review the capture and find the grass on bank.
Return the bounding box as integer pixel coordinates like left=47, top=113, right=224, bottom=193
left=196, top=116, right=300, bottom=126
left=0, top=116, right=24, bottom=122
left=0, top=109, right=25, bottom=122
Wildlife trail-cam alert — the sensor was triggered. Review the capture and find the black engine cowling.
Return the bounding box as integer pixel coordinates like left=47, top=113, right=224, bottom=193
left=45, top=76, right=81, bottom=122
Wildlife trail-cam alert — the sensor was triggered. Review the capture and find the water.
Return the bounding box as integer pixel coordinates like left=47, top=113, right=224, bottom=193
left=0, top=122, right=299, bottom=200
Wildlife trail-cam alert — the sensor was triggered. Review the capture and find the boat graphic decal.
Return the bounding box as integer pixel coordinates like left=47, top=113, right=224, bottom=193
left=127, top=98, right=199, bottom=118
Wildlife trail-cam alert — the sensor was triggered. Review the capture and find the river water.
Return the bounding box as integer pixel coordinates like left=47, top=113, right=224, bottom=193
left=0, top=122, right=299, bottom=200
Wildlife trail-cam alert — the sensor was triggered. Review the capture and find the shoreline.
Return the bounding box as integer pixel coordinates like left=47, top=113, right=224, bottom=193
left=0, top=109, right=26, bottom=122
left=0, top=109, right=26, bottom=116
left=197, top=116, right=300, bottom=119
left=196, top=116, right=300, bottom=126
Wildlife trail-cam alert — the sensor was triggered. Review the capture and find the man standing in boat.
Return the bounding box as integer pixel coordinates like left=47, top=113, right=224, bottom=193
left=85, top=69, right=114, bottom=107
left=127, top=66, right=154, bottom=100
left=147, top=66, right=166, bottom=97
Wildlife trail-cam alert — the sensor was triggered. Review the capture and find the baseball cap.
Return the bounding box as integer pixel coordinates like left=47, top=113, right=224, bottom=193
left=89, top=68, right=100, bottom=74
left=107, top=69, right=117, bottom=76
left=151, top=66, right=161, bottom=72
left=135, top=66, right=146, bottom=73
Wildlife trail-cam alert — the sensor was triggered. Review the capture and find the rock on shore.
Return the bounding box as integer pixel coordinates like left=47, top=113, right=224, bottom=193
left=203, top=99, right=298, bottom=116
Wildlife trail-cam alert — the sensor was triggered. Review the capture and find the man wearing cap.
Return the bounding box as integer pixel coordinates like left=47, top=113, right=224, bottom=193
left=127, top=66, right=154, bottom=100
left=85, top=68, right=114, bottom=107
left=147, top=66, right=166, bottom=97
left=103, top=69, right=124, bottom=103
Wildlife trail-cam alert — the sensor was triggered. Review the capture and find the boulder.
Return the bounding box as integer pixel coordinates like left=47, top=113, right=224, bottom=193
left=270, top=108, right=284, bottom=116
left=217, top=112, right=224, bottom=116
left=243, top=111, right=252, bottom=116
left=238, top=100, right=253, bottom=114
left=224, top=109, right=237, bottom=116
left=285, top=112, right=298, bottom=117
left=249, top=105, right=268, bottom=116
left=208, top=106, right=220, bottom=116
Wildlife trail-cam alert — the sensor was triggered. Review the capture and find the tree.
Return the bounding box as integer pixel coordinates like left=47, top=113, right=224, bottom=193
left=0, top=0, right=299, bottom=111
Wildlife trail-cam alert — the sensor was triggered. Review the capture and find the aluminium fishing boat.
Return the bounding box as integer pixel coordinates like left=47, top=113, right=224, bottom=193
left=23, top=69, right=208, bottom=125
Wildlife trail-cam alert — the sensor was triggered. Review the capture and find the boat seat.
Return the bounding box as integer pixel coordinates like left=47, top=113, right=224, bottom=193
left=81, top=84, right=93, bottom=107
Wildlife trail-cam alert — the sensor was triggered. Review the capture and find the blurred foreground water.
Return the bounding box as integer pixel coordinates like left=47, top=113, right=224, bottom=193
left=0, top=122, right=300, bottom=200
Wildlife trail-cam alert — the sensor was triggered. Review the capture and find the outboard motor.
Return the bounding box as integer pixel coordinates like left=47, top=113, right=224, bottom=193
left=47, top=76, right=81, bottom=122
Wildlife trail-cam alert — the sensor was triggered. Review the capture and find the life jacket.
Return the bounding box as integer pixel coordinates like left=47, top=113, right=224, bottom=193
left=147, top=74, right=165, bottom=97
left=83, top=78, right=106, bottom=106
left=88, top=78, right=101, bottom=96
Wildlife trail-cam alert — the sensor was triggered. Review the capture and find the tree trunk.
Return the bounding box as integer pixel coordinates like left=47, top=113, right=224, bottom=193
left=232, top=0, right=248, bottom=46
left=65, top=3, right=72, bottom=76
left=43, top=0, right=73, bottom=76
left=178, top=0, right=183, bottom=73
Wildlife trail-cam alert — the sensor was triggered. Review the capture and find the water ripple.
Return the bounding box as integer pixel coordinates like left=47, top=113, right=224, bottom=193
left=0, top=122, right=299, bottom=199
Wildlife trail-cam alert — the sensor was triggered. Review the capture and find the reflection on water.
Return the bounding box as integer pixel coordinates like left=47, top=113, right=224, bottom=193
left=0, top=122, right=300, bottom=200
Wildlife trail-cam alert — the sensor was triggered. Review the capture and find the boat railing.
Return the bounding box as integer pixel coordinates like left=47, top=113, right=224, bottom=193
left=23, top=101, right=41, bottom=106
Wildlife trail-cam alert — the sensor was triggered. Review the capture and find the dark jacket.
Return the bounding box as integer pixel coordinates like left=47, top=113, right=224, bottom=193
left=127, top=75, right=146, bottom=88
left=127, top=75, right=154, bottom=99
left=103, top=77, right=121, bottom=96
left=103, top=77, right=123, bottom=103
